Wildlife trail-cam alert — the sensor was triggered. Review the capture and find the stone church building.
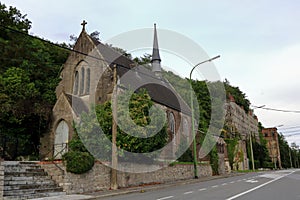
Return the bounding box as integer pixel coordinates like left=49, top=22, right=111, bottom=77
left=40, top=22, right=195, bottom=161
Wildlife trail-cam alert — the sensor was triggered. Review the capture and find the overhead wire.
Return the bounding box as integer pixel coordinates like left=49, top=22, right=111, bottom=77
left=253, top=105, right=300, bottom=114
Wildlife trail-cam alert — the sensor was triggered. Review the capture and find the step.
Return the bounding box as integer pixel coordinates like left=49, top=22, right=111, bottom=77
left=3, top=161, right=65, bottom=199
left=5, top=171, right=48, bottom=177
left=4, top=175, right=52, bottom=181
left=3, top=191, right=66, bottom=200
left=4, top=181, right=58, bottom=190
left=4, top=187, right=64, bottom=196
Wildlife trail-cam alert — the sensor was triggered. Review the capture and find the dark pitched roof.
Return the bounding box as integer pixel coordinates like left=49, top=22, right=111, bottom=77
left=65, top=93, right=89, bottom=116
left=88, top=34, right=191, bottom=115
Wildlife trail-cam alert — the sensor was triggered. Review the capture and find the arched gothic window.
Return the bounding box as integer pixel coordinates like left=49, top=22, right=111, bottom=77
left=169, top=112, right=175, bottom=134
left=73, top=61, right=90, bottom=96
left=80, top=67, right=85, bottom=95
left=169, top=112, right=176, bottom=145
left=74, top=71, right=79, bottom=95
left=85, top=68, right=90, bottom=94
left=183, top=118, right=189, bottom=138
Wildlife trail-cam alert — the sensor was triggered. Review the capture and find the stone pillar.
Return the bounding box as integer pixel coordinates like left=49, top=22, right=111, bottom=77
left=0, top=161, right=4, bottom=200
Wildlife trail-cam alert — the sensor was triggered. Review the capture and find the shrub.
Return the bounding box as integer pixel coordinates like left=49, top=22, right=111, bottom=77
left=63, top=151, right=94, bottom=174
left=62, top=130, right=95, bottom=174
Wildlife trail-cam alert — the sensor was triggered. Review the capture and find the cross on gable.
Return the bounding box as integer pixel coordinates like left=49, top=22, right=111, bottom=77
left=81, top=20, right=87, bottom=30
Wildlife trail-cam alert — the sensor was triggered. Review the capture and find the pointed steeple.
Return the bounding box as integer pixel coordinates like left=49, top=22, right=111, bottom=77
left=151, top=23, right=162, bottom=76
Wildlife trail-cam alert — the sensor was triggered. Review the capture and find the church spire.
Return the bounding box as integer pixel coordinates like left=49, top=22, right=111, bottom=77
left=151, top=23, right=162, bottom=76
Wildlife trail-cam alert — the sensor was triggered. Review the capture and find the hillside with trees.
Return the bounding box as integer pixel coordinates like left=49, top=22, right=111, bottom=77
left=0, top=3, right=69, bottom=160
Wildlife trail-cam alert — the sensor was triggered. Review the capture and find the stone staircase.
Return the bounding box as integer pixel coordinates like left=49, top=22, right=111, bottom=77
left=3, top=161, right=65, bottom=199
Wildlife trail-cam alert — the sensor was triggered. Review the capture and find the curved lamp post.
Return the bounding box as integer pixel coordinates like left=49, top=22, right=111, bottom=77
left=190, top=55, right=220, bottom=178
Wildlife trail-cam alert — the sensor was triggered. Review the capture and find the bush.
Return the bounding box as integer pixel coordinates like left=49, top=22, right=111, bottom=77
left=210, top=146, right=219, bottom=175
left=63, top=151, right=94, bottom=174
left=263, top=161, right=274, bottom=169
left=62, top=130, right=95, bottom=174
left=177, top=148, right=193, bottom=162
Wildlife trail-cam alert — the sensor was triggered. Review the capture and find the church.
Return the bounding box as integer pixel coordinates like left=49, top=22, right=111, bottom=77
left=39, top=22, right=194, bottom=162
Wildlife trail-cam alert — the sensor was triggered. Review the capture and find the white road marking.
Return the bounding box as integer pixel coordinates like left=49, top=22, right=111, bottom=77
left=226, top=171, right=295, bottom=200
left=157, top=196, right=174, bottom=200
left=184, top=191, right=194, bottom=194
left=246, top=179, right=258, bottom=183
left=212, top=185, right=219, bottom=188
left=237, top=179, right=242, bottom=182
left=230, top=181, right=235, bottom=184
left=222, top=183, right=228, bottom=186
left=199, top=188, right=207, bottom=191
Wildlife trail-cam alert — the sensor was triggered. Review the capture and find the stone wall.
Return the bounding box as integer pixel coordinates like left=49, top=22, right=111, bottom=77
left=0, top=162, right=4, bottom=200
left=40, top=161, right=212, bottom=194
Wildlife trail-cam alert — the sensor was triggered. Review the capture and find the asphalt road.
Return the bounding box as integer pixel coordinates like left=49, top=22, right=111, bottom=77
left=101, top=169, right=300, bottom=200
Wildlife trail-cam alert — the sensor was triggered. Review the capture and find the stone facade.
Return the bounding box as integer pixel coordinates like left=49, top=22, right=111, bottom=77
left=225, top=100, right=259, bottom=140
left=262, top=128, right=282, bottom=169
left=39, top=161, right=212, bottom=194
left=224, top=96, right=259, bottom=171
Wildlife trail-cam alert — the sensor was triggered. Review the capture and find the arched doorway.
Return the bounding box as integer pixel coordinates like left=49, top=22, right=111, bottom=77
left=54, top=120, right=69, bottom=159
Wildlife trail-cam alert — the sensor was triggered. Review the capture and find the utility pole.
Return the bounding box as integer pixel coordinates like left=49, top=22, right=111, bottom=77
left=111, top=64, right=118, bottom=190
left=289, top=147, right=293, bottom=168
left=249, top=132, right=255, bottom=171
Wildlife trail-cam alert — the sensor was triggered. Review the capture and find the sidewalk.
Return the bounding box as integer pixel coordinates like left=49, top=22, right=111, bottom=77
left=32, top=172, right=245, bottom=200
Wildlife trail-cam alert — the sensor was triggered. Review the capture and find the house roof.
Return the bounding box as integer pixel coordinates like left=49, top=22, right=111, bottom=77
left=65, top=93, right=89, bottom=116
left=87, top=33, right=191, bottom=115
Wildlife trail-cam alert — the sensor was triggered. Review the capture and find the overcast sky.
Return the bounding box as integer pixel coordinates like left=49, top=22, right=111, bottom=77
left=2, top=0, right=300, bottom=145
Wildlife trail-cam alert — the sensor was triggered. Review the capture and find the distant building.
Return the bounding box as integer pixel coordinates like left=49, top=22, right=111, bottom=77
left=262, top=127, right=282, bottom=169
left=225, top=95, right=259, bottom=140
left=224, top=95, right=259, bottom=170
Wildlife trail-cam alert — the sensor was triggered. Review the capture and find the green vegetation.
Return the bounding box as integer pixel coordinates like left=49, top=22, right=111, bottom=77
left=225, top=137, right=238, bottom=170
left=0, top=3, right=69, bottom=160
left=62, top=128, right=95, bottom=174
left=176, top=138, right=193, bottom=162
left=209, top=146, right=219, bottom=175
left=224, top=79, right=250, bottom=113
left=76, top=89, right=168, bottom=163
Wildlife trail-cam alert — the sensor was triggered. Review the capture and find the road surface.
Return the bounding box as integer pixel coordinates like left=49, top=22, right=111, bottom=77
left=101, top=169, right=300, bottom=200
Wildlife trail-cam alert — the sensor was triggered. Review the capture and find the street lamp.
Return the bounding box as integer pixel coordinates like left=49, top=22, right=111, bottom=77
left=190, top=55, right=220, bottom=179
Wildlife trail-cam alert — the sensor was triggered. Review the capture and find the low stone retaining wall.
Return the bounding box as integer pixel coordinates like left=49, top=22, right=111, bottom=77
left=40, top=161, right=212, bottom=194
left=0, top=162, right=4, bottom=200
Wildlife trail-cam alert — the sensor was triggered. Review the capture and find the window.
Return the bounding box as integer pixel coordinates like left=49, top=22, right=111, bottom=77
left=169, top=112, right=175, bottom=134
left=183, top=118, right=189, bottom=137
left=80, top=67, right=85, bottom=95
left=169, top=112, right=176, bottom=145
left=73, top=61, right=90, bottom=96
left=74, top=71, right=79, bottom=95
left=85, top=68, right=90, bottom=94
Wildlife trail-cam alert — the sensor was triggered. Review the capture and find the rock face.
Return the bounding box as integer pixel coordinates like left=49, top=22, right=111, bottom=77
left=2, top=161, right=65, bottom=199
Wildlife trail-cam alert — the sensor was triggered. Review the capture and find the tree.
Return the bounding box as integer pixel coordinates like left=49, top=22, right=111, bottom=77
left=278, top=133, right=292, bottom=168
left=76, top=89, right=168, bottom=163
left=0, top=3, right=69, bottom=159
left=224, top=79, right=250, bottom=113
